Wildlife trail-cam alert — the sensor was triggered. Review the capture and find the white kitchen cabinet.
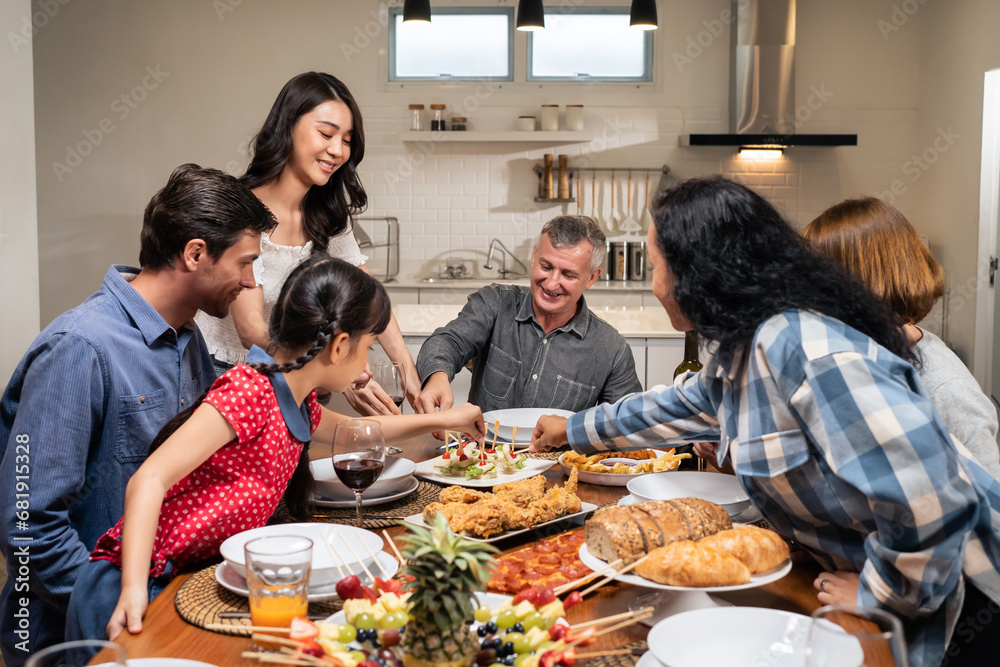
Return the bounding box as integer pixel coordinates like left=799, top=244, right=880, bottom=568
left=384, top=287, right=420, bottom=305
left=645, top=337, right=686, bottom=389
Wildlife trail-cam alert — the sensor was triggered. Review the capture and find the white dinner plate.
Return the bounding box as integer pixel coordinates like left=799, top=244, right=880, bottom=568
left=634, top=652, right=665, bottom=667
left=312, top=477, right=420, bottom=508
left=578, top=543, right=791, bottom=592
left=311, top=456, right=417, bottom=501
left=214, top=551, right=399, bottom=601
left=558, top=449, right=678, bottom=487
left=219, top=523, right=383, bottom=587
left=483, top=408, right=575, bottom=444
left=414, top=456, right=555, bottom=488
left=403, top=502, right=597, bottom=543
left=647, top=607, right=863, bottom=667
left=129, top=660, right=220, bottom=667
left=627, top=471, right=751, bottom=516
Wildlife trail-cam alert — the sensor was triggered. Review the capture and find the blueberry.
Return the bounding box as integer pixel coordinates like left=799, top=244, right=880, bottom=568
left=478, top=625, right=489, bottom=638
left=484, top=621, right=498, bottom=635
left=503, top=656, right=516, bottom=666
left=511, top=622, right=524, bottom=634
left=502, top=642, right=515, bottom=658
left=466, top=618, right=475, bottom=625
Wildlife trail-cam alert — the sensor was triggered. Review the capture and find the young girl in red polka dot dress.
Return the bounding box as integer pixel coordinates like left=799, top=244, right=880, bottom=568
left=65, top=256, right=486, bottom=644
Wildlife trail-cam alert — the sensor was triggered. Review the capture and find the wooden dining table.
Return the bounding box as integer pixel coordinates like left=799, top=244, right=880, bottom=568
left=96, top=433, right=826, bottom=665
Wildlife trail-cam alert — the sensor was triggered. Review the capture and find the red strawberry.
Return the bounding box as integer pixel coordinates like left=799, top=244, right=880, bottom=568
left=335, top=574, right=364, bottom=600
left=375, top=577, right=403, bottom=595
left=289, top=617, right=319, bottom=642
left=513, top=588, right=539, bottom=605
left=536, top=587, right=556, bottom=606
left=563, top=591, right=582, bottom=610
left=361, top=585, right=378, bottom=603
left=298, top=638, right=325, bottom=658
left=548, top=624, right=568, bottom=641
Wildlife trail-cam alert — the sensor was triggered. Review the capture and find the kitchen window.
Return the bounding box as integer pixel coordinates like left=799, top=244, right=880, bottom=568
left=527, top=8, right=653, bottom=82
left=388, top=7, right=514, bottom=81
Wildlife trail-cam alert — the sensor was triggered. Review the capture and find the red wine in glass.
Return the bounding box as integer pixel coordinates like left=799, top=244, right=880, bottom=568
left=374, top=361, right=406, bottom=412
left=334, top=457, right=384, bottom=491
left=391, top=397, right=404, bottom=409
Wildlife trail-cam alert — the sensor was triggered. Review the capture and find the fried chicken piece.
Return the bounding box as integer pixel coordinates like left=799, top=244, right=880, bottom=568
left=500, top=469, right=582, bottom=530
left=440, top=486, right=487, bottom=504
left=458, top=497, right=506, bottom=538
left=493, top=475, right=547, bottom=505
left=423, top=501, right=472, bottom=531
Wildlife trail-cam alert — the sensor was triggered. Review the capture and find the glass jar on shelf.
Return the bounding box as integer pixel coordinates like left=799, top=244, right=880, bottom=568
left=408, top=104, right=424, bottom=131
left=430, top=104, right=446, bottom=131
left=450, top=116, right=467, bottom=131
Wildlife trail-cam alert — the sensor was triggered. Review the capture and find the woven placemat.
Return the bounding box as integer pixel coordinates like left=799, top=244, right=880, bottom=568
left=526, top=451, right=563, bottom=461
left=589, top=641, right=648, bottom=667
left=271, top=481, right=442, bottom=529
left=175, top=563, right=344, bottom=635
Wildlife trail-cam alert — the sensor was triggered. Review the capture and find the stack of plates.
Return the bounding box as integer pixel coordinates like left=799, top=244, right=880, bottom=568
left=482, top=408, right=575, bottom=445
left=624, top=471, right=751, bottom=517
left=309, top=456, right=418, bottom=508
left=216, top=523, right=398, bottom=601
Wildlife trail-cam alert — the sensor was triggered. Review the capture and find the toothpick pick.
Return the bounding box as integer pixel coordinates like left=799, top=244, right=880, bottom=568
left=579, top=554, right=650, bottom=598
left=511, top=425, right=518, bottom=444
left=553, top=558, right=623, bottom=595
left=568, top=606, right=654, bottom=632
left=321, top=528, right=346, bottom=579
left=492, top=421, right=499, bottom=449
left=382, top=529, right=407, bottom=567
left=574, top=649, right=633, bottom=659
left=564, top=609, right=654, bottom=649
left=326, top=538, right=352, bottom=583
left=342, top=537, right=376, bottom=583
left=360, top=536, right=391, bottom=579
left=206, top=623, right=289, bottom=633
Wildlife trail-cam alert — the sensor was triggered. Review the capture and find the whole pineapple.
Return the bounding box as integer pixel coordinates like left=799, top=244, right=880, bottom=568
left=400, top=514, right=498, bottom=667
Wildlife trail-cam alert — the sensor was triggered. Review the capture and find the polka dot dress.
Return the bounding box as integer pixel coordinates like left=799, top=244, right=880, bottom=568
left=91, top=365, right=321, bottom=576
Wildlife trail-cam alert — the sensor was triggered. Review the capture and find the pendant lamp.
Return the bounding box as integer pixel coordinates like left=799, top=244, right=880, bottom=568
left=403, top=0, right=431, bottom=23
left=630, top=0, right=658, bottom=30
left=516, top=0, right=545, bottom=31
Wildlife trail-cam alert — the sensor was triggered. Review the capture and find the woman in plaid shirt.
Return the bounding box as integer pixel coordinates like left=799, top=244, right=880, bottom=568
left=532, top=177, right=1000, bottom=667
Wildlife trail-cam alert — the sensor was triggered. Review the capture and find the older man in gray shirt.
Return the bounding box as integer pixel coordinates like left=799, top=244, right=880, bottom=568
left=415, top=215, right=642, bottom=419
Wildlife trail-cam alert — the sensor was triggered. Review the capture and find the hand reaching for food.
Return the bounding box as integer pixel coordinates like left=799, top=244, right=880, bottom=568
left=530, top=415, right=569, bottom=452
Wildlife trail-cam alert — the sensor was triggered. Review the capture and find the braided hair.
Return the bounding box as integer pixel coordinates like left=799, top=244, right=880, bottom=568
left=147, top=255, right=391, bottom=519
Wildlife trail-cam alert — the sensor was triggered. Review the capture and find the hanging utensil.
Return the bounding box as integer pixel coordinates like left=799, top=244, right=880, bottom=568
left=607, top=170, right=619, bottom=232
left=577, top=169, right=582, bottom=215
left=640, top=170, right=655, bottom=230
left=620, top=170, right=642, bottom=233
left=590, top=170, right=601, bottom=229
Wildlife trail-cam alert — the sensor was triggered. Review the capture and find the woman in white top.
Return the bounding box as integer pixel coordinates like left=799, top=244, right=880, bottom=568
left=196, top=72, right=419, bottom=415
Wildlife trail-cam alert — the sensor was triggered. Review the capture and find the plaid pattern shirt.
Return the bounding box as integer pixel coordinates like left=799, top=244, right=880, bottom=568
left=567, top=310, right=1000, bottom=667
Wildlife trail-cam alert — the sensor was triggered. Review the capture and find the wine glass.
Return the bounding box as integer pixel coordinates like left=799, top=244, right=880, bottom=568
left=26, top=640, right=126, bottom=667
left=806, top=605, right=907, bottom=667
left=372, top=360, right=406, bottom=410
left=332, top=418, right=386, bottom=527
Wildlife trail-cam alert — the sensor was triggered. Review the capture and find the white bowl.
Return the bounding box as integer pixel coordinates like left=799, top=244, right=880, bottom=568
left=220, top=523, right=383, bottom=588
left=310, top=456, right=416, bottom=501
left=626, top=470, right=751, bottom=516
left=482, top=408, right=575, bottom=444
left=648, top=607, right=862, bottom=667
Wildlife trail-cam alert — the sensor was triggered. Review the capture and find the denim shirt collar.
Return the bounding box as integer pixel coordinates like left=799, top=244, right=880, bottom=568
left=246, top=345, right=312, bottom=443
left=104, top=265, right=197, bottom=350
left=514, top=289, right=591, bottom=339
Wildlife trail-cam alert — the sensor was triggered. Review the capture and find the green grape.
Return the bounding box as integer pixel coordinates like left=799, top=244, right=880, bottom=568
left=522, top=612, right=546, bottom=631
left=537, top=641, right=556, bottom=653
left=496, top=610, right=518, bottom=630
left=355, top=613, right=377, bottom=630
left=514, top=655, right=532, bottom=667
left=380, top=611, right=408, bottom=630
left=338, top=623, right=357, bottom=643
left=349, top=651, right=367, bottom=663
left=490, top=663, right=506, bottom=667
left=474, top=605, right=493, bottom=624
left=509, top=633, right=532, bottom=655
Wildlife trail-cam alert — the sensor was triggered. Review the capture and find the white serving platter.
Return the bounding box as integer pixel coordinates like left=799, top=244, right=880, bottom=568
left=214, top=551, right=399, bottom=602
left=483, top=408, right=575, bottom=444
left=414, top=456, right=555, bottom=488
left=403, top=502, right=598, bottom=543
left=558, top=449, right=678, bottom=487
left=312, top=476, right=419, bottom=508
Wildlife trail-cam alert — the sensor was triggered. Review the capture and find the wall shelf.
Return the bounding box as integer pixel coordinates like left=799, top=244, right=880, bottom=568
left=397, top=131, right=591, bottom=143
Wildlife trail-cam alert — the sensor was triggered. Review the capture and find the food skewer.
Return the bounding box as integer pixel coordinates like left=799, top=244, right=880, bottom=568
left=492, top=421, right=499, bottom=449
left=321, top=529, right=347, bottom=579
left=279, top=647, right=336, bottom=667
left=578, top=554, right=651, bottom=598
left=382, top=529, right=407, bottom=567
left=242, top=652, right=326, bottom=666
left=553, top=557, right=624, bottom=595
left=575, top=649, right=634, bottom=660
left=342, top=537, right=376, bottom=583
left=511, top=425, right=518, bottom=445
left=253, top=633, right=309, bottom=648
left=325, top=538, right=353, bottom=583
left=359, top=536, right=391, bottom=579
left=206, top=623, right=290, bottom=633
left=567, top=606, right=653, bottom=631
left=564, top=608, right=654, bottom=649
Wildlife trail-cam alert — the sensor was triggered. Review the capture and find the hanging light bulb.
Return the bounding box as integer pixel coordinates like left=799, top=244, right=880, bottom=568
left=402, top=0, right=431, bottom=23
left=516, top=0, right=545, bottom=31
left=629, top=0, right=658, bottom=30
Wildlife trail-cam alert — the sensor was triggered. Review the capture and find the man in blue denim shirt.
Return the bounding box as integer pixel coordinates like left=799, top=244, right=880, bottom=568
left=416, top=216, right=641, bottom=418
left=0, top=164, right=276, bottom=664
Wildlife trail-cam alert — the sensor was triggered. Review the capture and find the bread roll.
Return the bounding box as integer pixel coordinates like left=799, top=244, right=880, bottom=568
left=635, top=541, right=751, bottom=587
left=698, top=525, right=790, bottom=574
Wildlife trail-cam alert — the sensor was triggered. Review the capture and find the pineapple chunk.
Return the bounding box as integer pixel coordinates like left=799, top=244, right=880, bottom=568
left=513, top=600, right=536, bottom=620
left=495, top=601, right=513, bottom=615
left=343, top=599, right=380, bottom=624
left=317, top=637, right=346, bottom=656
left=318, top=622, right=341, bottom=641
left=524, top=626, right=549, bottom=650
left=537, top=600, right=565, bottom=626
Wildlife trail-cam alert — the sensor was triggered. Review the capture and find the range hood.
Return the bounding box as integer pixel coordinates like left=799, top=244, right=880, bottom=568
left=685, top=0, right=856, bottom=149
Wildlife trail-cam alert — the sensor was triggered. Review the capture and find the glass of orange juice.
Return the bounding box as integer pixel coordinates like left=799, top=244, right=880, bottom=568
left=244, top=535, right=313, bottom=634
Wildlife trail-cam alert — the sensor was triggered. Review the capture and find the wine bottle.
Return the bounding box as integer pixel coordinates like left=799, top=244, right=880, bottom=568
left=673, top=330, right=703, bottom=470
left=673, top=330, right=703, bottom=377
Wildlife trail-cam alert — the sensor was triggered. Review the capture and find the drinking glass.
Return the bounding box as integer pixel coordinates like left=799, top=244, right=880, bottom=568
left=373, top=361, right=406, bottom=409
left=244, top=535, right=312, bottom=634
left=26, top=640, right=126, bottom=667
left=806, top=605, right=907, bottom=667
left=332, top=418, right=386, bottom=527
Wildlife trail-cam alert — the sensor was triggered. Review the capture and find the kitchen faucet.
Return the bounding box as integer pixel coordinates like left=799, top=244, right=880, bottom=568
left=484, top=239, right=527, bottom=279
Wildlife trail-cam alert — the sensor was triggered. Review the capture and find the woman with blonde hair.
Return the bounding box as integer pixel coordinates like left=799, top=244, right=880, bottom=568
left=803, top=197, right=1000, bottom=480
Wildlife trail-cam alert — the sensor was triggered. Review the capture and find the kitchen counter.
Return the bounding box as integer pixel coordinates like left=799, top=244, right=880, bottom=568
left=393, top=303, right=680, bottom=338
left=387, top=276, right=652, bottom=291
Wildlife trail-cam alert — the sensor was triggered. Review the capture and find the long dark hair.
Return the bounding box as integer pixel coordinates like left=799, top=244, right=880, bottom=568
left=149, top=256, right=391, bottom=519
left=652, top=176, right=911, bottom=364
left=242, top=72, right=367, bottom=251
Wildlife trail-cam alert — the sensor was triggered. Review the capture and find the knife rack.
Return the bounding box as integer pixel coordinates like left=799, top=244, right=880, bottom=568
left=532, top=164, right=671, bottom=203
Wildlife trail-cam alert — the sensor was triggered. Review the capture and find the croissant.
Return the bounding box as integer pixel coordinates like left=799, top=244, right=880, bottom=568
left=698, top=525, right=790, bottom=574
left=635, top=540, right=750, bottom=587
